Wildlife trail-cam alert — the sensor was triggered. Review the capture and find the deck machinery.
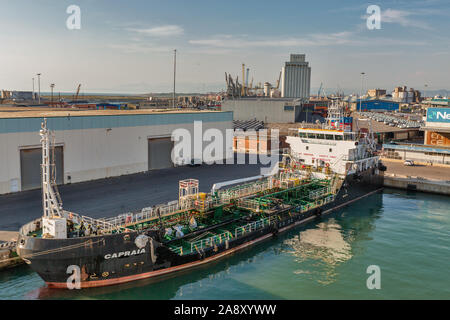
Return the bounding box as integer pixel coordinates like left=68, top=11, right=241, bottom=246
left=62, top=164, right=340, bottom=258
left=23, top=151, right=339, bottom=259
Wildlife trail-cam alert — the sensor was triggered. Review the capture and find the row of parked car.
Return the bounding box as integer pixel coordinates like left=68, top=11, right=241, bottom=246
left=360, top=111, right=423, bottom=129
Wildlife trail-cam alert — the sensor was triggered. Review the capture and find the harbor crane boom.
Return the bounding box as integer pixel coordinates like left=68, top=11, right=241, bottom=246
left=74, top=84, right=81, bottom=102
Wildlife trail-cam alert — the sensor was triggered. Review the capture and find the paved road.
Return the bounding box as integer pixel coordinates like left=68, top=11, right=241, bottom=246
left=0, top=163, right=264, bottom=231
left=383, top=159, right=450, bottom=181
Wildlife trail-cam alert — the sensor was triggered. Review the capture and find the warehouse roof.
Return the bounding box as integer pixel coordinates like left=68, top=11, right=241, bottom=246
left=0, top=106, right=233, bottom=134
left=420, top=126, right=450, bottom=133
left=383, top=143, right=450, bottom=154
left=233, top=119, right=265, bottom=131
left=0, top=106, right=225, bottom=119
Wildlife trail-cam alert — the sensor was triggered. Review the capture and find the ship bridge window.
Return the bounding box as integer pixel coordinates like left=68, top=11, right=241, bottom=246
left=335, top=135, right=343, bottom=141
left=307, top=133, right=316, bottom=139
left=316, top=134, right=325, bottom=139
left=325, top=134, right=334, bottom=140
left=344, top=133, right=354, bottom=141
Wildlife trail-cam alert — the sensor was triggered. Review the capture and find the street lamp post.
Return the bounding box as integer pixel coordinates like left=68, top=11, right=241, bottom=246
left=36, top=73, right=41, bottom=104
left=359, top=72, right=365, bottom=113
left=173, top=49, right=176, bottom=108
left=50, top=84, right=55, bottom=106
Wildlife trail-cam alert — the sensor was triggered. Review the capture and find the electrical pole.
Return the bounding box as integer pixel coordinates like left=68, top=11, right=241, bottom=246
left=173, top=49, right=176, bottom=108
left=37, top=73, right=41, bottom=104
left=359, top=72, right=365, bottom=113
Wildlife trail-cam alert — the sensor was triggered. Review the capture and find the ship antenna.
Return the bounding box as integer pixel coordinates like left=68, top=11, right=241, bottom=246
left=40, top=118, right=63, bottom=218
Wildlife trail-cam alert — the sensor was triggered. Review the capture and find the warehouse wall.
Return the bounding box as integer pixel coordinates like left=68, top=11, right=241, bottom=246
left=0, top=113, right=232, bottom=194
left=222, top=99, right=296, bottom=123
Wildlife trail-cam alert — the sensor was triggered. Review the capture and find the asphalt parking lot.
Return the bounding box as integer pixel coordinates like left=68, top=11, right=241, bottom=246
left=0, top=162, right=264, bottom=231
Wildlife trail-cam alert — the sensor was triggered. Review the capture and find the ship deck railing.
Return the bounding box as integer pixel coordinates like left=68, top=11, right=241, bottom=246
left=168, top=193, right=336, bottom=256
left=308, top=186, right=332, bottom=200
left=168, top=245, right=184, bottom=256
left=190, top=230, right=233, bottom=253
left=234, top=217, right=274, bottom=238
left=62, top=210, right=122, bottom=234
left=99, top=200, right=188, bottom=229
left=0, top=240, right=17, bottom=250
left=217, top=179, right=272, bottom=201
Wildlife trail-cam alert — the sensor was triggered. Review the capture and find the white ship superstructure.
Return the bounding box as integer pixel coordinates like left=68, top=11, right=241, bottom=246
left=286, top=100, right=380, bottom=176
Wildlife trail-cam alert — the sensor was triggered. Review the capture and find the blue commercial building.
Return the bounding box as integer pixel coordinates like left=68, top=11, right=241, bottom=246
left=358, top=99, right=400, bottom=112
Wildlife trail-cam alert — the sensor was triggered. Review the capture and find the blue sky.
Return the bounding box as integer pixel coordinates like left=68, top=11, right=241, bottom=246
left=0, top=0, right=449, bottom=94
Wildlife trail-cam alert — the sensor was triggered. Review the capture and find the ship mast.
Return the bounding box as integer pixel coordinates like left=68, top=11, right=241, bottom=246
left=40, top=119, right=63, bottom=218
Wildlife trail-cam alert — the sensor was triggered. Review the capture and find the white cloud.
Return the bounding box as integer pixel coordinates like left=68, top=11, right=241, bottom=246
left=188, top=31, right=427, bottom=50
left=109, top=43, right=173, bottom=54
left=127, top=25, right=184, bottom=37
left=189, top=32, right=356, bottom=48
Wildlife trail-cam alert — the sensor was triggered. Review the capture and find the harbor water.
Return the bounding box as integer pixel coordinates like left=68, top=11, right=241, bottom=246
left=0, top=188, right=448, bottom=300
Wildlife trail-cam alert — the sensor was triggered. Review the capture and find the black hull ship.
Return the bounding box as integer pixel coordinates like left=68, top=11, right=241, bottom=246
left=17, top=109, right=385, bottom=289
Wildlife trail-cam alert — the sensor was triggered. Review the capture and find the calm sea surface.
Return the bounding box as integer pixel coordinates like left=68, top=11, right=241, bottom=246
left=1, top=188, right=449, bottom=300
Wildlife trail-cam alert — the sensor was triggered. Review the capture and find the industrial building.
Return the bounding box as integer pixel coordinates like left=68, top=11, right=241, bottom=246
left=421, top=98, right=449, bottom=108
left=382, top=106, right=450, bottom=164
left=1, top=90, right=35, bottom=101
left=221, top=98, right=320, bottom=123
left=221, top=53, right=312, bottom=124
left=233, top=130, right=273, bottom=154
left=392, top=86, right=421, bottom=103
left=281, top=54, right=311, bottom=99
left=382, top=143, right=450, bottom=164
left=367, top=89, right=387, bottom=98
left=347, top=98, right=400, bottom=112
left=422, top=107, right=450, bottom=146
left=0, top=109, right=232, bottom=194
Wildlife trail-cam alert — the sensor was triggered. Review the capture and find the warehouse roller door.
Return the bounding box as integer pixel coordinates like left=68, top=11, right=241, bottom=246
left=20, top=146, right=64, bottom=191
left=148, top=138, right=173, bottom=170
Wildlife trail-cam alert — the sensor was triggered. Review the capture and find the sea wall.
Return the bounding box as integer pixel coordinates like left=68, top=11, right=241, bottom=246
left=384, top=174, right=450, bottom=196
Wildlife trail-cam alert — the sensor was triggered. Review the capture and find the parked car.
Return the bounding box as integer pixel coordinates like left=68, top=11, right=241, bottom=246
left=404, top=160, right=414, bottom=166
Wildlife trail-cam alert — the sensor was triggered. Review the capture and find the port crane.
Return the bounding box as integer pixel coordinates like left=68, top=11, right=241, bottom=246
left=74, top=84, right=81, bottom=102
left=275, top=71, right=281, bottom=90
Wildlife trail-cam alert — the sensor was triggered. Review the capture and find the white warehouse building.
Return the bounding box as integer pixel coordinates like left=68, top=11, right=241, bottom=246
left=0, top=109, right=233, bottom=194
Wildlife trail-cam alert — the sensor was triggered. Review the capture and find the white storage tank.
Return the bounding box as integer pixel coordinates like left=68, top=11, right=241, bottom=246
left=264, top=82, right=271, bottom=97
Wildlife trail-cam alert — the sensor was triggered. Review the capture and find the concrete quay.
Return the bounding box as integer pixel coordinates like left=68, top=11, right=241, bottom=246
left=382, top=158, right=450, bottom=195
left=384, top=174, right=450, bottom=195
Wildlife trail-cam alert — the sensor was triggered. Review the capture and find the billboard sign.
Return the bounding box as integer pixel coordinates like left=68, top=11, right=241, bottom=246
left=427, top=107, right=450, bottom=123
